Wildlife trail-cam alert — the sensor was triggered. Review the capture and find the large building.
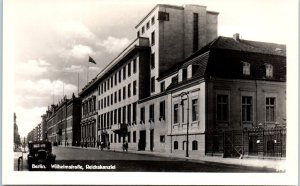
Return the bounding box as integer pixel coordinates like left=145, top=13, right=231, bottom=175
left=79, top=4, right=286, bottom=157
left=44, top=94, right=82, bottom=146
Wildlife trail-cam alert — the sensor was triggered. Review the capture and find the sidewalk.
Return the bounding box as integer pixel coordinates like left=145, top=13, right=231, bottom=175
left=63, top=146, right=286, bottom=171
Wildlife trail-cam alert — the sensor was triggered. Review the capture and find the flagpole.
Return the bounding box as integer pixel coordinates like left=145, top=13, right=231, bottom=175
left=77, top=72, right=79, bottom=96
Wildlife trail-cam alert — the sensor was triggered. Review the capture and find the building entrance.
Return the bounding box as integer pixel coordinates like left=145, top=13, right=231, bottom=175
left=139, top=130, right=146, bottom=151
left=150, top=129, right=154, bottom=151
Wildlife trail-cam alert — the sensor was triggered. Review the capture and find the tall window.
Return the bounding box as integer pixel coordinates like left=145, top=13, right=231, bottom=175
left=133, top=131, right=136, bottom=143
left=111, top=76, right=113, bottom=88
left=127, top=104, right=131, bottom=123
left=149, top=104, right=154, bottom=122
left=192, top=140, right=198, bottom=150
left=128, top=83, right=131, bottom=97
left=123, top=86, right=126, bottom=100
left=140, top=107, right=145, bottom=123
left=111, top=94, right=113, bottom=105
left=242, top=96, right=252, bottom=122
left=133, top=59, right=137, bottom=73
left=150, top=76, right=155, bottom=93
left=174, top=104, right=179, bottom=124
left=266, top=97, right=276, bottom=122
left=192, top=99, right=199, bottom=121
left=115, top=73, right=117, bottom=85
left=133, top=80, right=137, bottom=95
left=174, top=141, right=178, bottom=150
left=133, top=102, right=137, bottom=123
left=128, top=132, right=131, bottom=143
left=114, top=91, right=117, bottom=103
left=128, top=62, right=131, bottom=77
left=243, top=62, right=250, bottom=75
left=160, top=81, right=165, bottom=92
left=119, top=70, right=121, bottom=82
left=193, top=13, right=199, bottom=52
left=151, top=31, right=155, bottom=45
left=159, top=101, right=165, bottom=120
left=107, top=79, right=110, bottom=90
left=265, top=64, right=273, bottom=78
left=150, top=53, right=155, bottom=69
left=141, top=26, right=145, bottom=34
left=151, top=16, right=155, bottom=25
left=118, top=89, right=121, bottom=101
left=217, top=95, right=229, bottom=121
left=123, top=66, right=126, bottom=80
left=122, top=106, right=126, bottom=124
left=114, top=109, right=117, bottom=124
left=182, top=69, right=187, bottom=80
left=118, top=108, right=121, bottom=124
left=107, top=96, right=110, bottom=107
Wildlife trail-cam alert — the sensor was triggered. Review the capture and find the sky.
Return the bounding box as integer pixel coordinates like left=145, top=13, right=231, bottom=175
left=5, top=0, right=297, bottom=138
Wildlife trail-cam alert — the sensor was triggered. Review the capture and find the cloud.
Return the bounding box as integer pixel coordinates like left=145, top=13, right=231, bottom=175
left=89, top=66, right=100, bottom=71
left=65, top=65, right=84, bottom=72
left=15, top=79, right=77, bottom=109
left=55, top=21, right=95, bottom=39
left=97, top=36, right=130, bottom=53
left=70, top=44, right=94, bottom=59
left=15, top=59, right=51, bottom=78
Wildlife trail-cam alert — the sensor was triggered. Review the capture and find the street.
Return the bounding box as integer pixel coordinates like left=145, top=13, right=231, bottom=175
left=20, top=146, right=276, bottom=172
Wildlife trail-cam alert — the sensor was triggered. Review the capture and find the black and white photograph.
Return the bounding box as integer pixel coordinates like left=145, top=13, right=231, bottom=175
left=3, top=0, right=298, bottom=185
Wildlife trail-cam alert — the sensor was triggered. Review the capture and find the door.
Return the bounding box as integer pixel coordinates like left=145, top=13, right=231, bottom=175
left=150, top=129, right=154, bottom=151
left=139, top=130, right=146, bottom=151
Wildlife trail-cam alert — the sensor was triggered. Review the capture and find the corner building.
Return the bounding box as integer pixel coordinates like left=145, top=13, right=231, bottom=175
left=79, top=4, right=219, bottom=151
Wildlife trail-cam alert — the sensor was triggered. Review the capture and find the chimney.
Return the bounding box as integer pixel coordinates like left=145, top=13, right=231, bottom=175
left=233, top=33, right=240, bottom=41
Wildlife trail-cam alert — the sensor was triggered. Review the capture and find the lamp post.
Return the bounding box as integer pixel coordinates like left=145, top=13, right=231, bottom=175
left=180, top=92, right=189, bottom=157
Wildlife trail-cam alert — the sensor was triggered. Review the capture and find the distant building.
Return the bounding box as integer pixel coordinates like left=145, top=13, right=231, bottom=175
left=44, top=94, right=81, bottom=146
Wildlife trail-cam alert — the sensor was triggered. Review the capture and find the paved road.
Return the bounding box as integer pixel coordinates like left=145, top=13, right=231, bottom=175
left=48, top=147, right=277, bottom=172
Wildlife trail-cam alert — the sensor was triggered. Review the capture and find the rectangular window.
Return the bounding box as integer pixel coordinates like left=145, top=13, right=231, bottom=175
left=182, top=69, right=187, bottom=80
left=103, top=113, right=106, bottom=128
left=107, top=96, right=110, bottom=107
left=217, top=95, right=229, bottom=121
left=149, top=104, right=154, bottom=122
left=114, top=91, right=117, bottom=103
left=193, top=13, right=199, bottom=52
left=158, top=11, right=169, bottom=21
left=141, top=26, right=145, bottom=34
left=137, top=31, right=140, bottom=37
left=192, top=99, right=199, bottom=121
left=111, top=134, right=113, bottom=143
left=150, top=76, right=155, bottom=93
left=123, top=67, right=126, bottom=80
left=133, top=131, right=136, bottom=143
left=140, top=107, right=145, bottom=123
left=266, top=97, right=276, bottom=122
left=119, top=70, right=121, bottom=83
left=146, top=21, right=150, bottom=29
left=101, top=84, right=103, bottom=94
left=118, top=134, right=121, bottom=143
left=110, top=111, right=113, bottom=128
left=242, top=96, right=252, bottom=122
left=111, top=94, right=113, bottom=105
left=98, top=85, right=100, bottom=96
left=123, top=86, right=126, bottom=100
left=104, top=97, right=106, bottom=108
left=151, top=16, right=155, bottom=25
left=122, top=106, right=126, bottom=124
left=107, top=112, right=110, bottom=128
left=100, top=114, right=103, bottom=129
left=159, top=101, right=165, bottom=120
left=101, top=99, right=103, bottom=109
left=150, top=53, right=155, bottom=69
left=160, top=82, right=165, bottom=92
left=174, top=104, right=179, bottom=124
left=115, top=73, right=117, bottom=85
left=127, top=104, right=131, bottom=123
left=118, top=108, right=121, bottom=124
left=133, top=80, right=137, bottom=95
left=114, top=133, right=116, bottom=143
left=128, top=62, right=131, bottom=77
left=128, top=132, right=131, bottom=143
left=118, top=89, right=121, bottom=102
left=151, top=31, right=155, bottom=45
left=128, top=83, right=131, bottom=97
left=160, top=135, right=165, bottom=143
left=114, top=109, right=117, bottom=124
left=107, top=79, right=110, bottom=90
left=133, top=102, right=137, bottom=123
left=133, top=59, right=137, bottom=73
left=104, top=81, right=106, bottom=92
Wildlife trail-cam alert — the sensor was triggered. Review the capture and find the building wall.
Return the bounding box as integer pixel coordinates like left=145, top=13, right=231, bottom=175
left=205, top=78, right=286, bottom=130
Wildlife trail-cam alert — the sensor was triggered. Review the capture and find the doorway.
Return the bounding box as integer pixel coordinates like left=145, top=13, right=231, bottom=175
left=150, top=129, right=154, bottom=151
left=139, top=130, right=146, bottom=151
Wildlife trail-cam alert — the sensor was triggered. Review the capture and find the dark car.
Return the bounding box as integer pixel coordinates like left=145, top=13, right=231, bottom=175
left=27, top=141, right=56, bottom=170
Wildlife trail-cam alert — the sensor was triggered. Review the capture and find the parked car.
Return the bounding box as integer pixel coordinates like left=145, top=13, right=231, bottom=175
left=27, top=141, right=56, bottom=170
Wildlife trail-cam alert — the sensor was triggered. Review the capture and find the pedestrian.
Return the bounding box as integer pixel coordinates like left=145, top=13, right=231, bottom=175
left=125, top=141, right=128, bottom=152
left=107, top=142, right=110, bottom=150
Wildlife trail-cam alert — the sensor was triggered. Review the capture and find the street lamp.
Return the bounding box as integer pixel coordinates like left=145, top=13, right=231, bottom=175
left=180, top=92, right=189, bottom=157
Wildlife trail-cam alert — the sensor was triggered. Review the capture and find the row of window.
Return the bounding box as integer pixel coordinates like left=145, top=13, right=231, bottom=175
left=107, top=131, right=137, bottom=143
left=98, top=59, right=137, bottom=96
left=216, top=95, right=276, bottom=123
left=174, top=99, right=199, bottom=124
left=99, top=81, right=137, bottom=110
left=139, top=101, right=166, bottom=123
left=173, top=140, right=198, bottom=151
left=98, top=103, right=137, bottom=129
left=242, top=62, right=273, bottom=77
left=82, top=97, right=96, bottom=116
left=137, top=15, right=155, bottom=36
